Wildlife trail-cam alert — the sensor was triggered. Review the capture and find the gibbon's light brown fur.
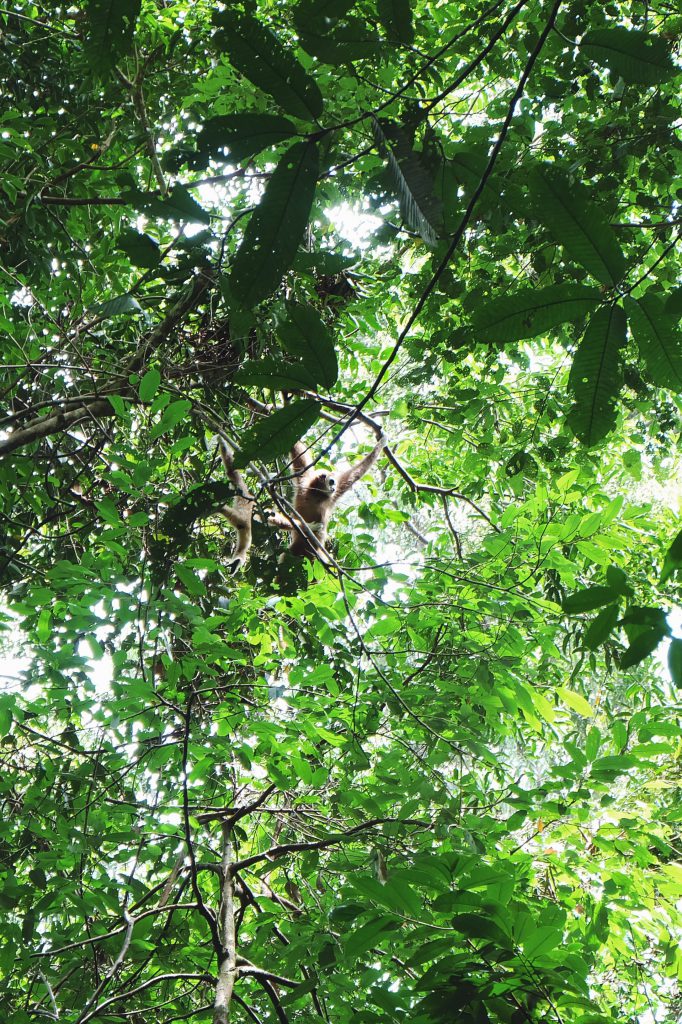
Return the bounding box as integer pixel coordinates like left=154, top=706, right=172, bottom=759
left=269, top=434, right=385, bottom=561
left=219, top=442, right=254, bottom=574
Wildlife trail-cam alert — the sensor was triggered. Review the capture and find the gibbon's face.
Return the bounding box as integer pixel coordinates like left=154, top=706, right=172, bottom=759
left=309, top=471, right=336, bottom=496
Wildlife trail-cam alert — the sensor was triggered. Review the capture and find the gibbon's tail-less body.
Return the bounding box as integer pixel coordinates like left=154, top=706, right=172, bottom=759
left=270, top=434, right=385, bottom=561
left=219, top=442, right=254, bottom=573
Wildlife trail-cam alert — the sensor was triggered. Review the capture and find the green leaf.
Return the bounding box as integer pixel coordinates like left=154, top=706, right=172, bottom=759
left=85, top=0, right=140, bottom=74
left=234, top=357, right=318, bottom=391
left=294, top=0, right=356, bottom=23
left=621, top=626, right=667, bottom=669
left=471, top=285, right=600, bottom=343
left=562, top=585, right=620, bottom=614
left=668, top=639, right=682, bottom=688
left=580, top=27, right=676, bottom=85
left=625, top=294, right=682, bottom=391
left=377, top=0, right=414, bottom=44
left=277, top=304, right=339, bottom=388
left=213, top=10, right=323, bottom=121
left=139, top=369, right=161, bottom=403
left=665, top=286, right=682, bottom=317
left=661, top=528, right=682, bottom=583
left=566, top=305, right=627, bottom=445
left=297, top=19, right=381, bottom=63
left=230, top=141, right=319, bottom=307
left=557, top=688, right=594, bottom=717
left=92, top=294, right=142, bottom=318
left=132, top=185, right=211, bottom=225
left=233, top=399, right=321, bottom=467
left=195, top=114, right=297, bottom=165
left=118, top=229, right=161, bottom=269
left=150, top=399, right=192, bottom=440
left=528, top=166, right=626, bottom=285
left=584, top=603, right=620, bottom=650
left=372, top=118, right=442, bottom=245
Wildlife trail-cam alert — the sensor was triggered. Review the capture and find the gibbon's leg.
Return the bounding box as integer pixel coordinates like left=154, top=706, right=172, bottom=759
left=219, top=442, right=254, bottom=574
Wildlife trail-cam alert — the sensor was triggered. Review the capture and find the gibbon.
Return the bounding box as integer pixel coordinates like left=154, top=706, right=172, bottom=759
left=219, top=441, right=254, bottom=574
left=269, top=432, right=386, bottom=561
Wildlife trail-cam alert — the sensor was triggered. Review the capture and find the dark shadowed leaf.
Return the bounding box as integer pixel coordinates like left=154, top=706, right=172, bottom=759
left=377, top=0, right=414, bottom=44
left=277, top=304, right=338, bottom=388
left=234, top=399, right=321, bottom=467
left=85, top=0, right=140, bottom=73
left=195, top=114, right=297, bottom=165
left=665, top=287, right=682, bottom=317
left=563, top=585, right=620, bottom=615
left=584, top=603, right=620, bottom=650
left=625, top=294, right=682, bottom=391
left=580, top=27, right=676, bottom=85
left=126, top=185, right=211, bottom=225
left=372, top=118, right=442, bottom=245
left=234, top=357, right=318, bottom=391
left=118, top=229, right=161, bottom=269
left=529, top=165, right=626, bottom=285
left=92, top=294, right=142, bottom=318
left=298, top=19, right=381, bottom=63
left=471, top=285, right=600, bottom=342
left=566, top=305, right=627, bottom=445
left=621, top=626, right=667, bottom=669
left=661, top=528, right=682, bottom=584
left=213, top=10, right=323, bottom=121
left=230, top=141, right=319, bottom=307
left=668, top=639, right=682, bottom=688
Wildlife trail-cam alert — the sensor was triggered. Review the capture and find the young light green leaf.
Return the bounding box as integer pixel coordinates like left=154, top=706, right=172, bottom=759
left=278, top=304, right=339, bottom=388
left=661, top=527, right=682, bottom=583
left=529, top=166, right=626, bottom=285
left=625, top=294, right=682, bottom=391
left=372, top=118, right=442, bottom=245
left=85, top=0, right=140, bottom=74
left=234, top=357, right=318, bottom=390
left=230, top=141, right=319, bottom=307
left=566, top=305, right=627, bottom=445
left=139, top=368, right=161, bottom=403
left=580, top=27, right=676, bottom=85
left=377, top=0, right=414, bottom=44
left=668, top=638, right=682, bottom=688
left=557, top=687, right=594, bottom=717
left=471, top=285, right=600, bottom=343
left=233, top=399, right=320, bottom=468
left=213, top=10, right=323, bottom=121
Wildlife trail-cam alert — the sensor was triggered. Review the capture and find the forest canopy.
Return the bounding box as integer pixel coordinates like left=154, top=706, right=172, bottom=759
left=0, top=1, right=681, bottom=1022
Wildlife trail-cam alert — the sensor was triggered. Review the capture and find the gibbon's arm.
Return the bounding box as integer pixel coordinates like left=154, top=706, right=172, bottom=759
left=220, top=442, right=254, bottom=573
left=268, top=511, right=296, bottom=531
left=290, top=440, right=313, bottom=480
left=333, top=435, right=386, bottom=501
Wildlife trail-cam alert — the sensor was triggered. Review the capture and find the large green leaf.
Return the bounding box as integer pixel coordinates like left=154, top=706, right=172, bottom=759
left=233, top=400, right=321, bottom=467
left=195, top=115, right=297, bottom=165
left=234, top=357, right=318, bottom=391
left=297, top=18, right=381, bottom=63
left=580, top=27, right=676, bottom=85
left=625, top=293, right=682, bottom=391
left=125, top=185, right=210, bottom=225
left=566, top=305, right=627, bottom=445
left=562, top=585, right=620, bottom=615
left=85, top=0, right=140, bottom=73
left=377, top=0, right=414, bottom=44
left=372, top=118, right=442, bottom=245
left=230, top=141, right=320, bottom=307
left=117, top=229, right=161, bottom=269
left=213, top=10, right=323, bottom=121
left=470, top=285, right=600, bottom=342
left=528, top=166, right=626, bottom=286
left=277, top=304, right=339, bottom=389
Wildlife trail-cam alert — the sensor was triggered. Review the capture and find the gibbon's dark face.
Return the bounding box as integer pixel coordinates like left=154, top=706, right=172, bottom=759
left=309, top=472, right=335, bottom=496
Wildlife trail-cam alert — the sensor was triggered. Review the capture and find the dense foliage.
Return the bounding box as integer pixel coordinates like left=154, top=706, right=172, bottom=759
left=0, top=1, right=681, bottom=1022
